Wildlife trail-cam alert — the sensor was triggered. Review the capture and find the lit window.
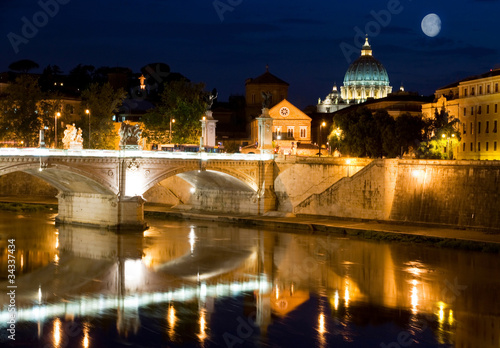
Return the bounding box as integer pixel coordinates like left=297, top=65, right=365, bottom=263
left=300, top=126, right=307, bottom=138
left=275, top=126, right=282, bottom=137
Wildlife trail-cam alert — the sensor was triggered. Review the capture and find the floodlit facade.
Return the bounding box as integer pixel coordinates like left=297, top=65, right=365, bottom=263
left=422, top=68, right=500, bottom=160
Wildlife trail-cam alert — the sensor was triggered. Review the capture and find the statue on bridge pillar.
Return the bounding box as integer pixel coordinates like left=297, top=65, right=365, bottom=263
left=201, top=88, right=218, bottom=149
left=119, top=122, right=143, bottom=150
left=62, top=124, right=83, bottom=150
left=256, top=92, right=273, bottom=154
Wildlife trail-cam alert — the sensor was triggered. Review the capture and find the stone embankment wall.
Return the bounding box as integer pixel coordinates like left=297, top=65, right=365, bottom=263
left=295, top=159, right=500, bottom=230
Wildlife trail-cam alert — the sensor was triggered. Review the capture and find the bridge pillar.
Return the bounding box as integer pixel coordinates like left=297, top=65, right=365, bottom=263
left=56, top=192, right=146, bottom=231
left=258, top=160, right=276, bottom=214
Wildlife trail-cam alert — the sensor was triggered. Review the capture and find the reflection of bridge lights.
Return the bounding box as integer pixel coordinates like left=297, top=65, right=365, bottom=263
left=189, top=228, right=196, bottom=253
left=318, top=313, right=325, bottom=334
left=53, top=318, right=61, bottom=347
left=344, top=282, right=350, bottom=308
left=167, top=305, right=176, bottom=340
left=411, top=281, right=418, bottom=314
left=438, top=303, right=445, bottom=324
left=1, top=278, right=272, bottom=324
left=54, top=254, right=59, bottom=265
left=200, top=283, right=207, bottom=298
left=83, top=322, right=90, bottom=348
left=198, top=308, right=207, bottom=342
left=190, top=187, right=196, bottom=194
left=38, top=286, right=42, bottom=304
left=125, top=259, right=143, bottom=289
left=449, top=309, right=454, bottom=325
left=333, top=290, right=339, bottom=310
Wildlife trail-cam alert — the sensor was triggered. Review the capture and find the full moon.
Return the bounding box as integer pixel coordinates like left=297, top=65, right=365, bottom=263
left=421, top=13, right=441, bottom=37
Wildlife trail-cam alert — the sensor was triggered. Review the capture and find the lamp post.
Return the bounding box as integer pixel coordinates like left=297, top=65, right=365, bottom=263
left=169, top=118, right=175, bottom=144
left=319, top=121, right=326, bottom=157
left=54, top=112, right=61, bottom=148
left=85, top=109, right=91, bottom=148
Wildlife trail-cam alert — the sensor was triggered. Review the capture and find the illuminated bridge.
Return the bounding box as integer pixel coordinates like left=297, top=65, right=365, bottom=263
left=0, top=148, right=276, bottom=230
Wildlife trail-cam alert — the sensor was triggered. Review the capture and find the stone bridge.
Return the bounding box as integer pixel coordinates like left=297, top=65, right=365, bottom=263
left=0, top=149, right=276, bottom=230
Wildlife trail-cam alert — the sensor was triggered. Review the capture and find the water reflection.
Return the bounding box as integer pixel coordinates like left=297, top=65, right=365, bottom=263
left=0, top=212, right=500, bottom=347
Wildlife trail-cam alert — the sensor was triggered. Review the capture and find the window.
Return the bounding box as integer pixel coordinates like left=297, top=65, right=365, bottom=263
left=471, top=107, right=474, bottom=115
left=478, top=122, right=481, bottom=134
left=486, top=121, right=489, bottom=133
left=495, top=142, right=498, bottom=151
left=300, top=126, right=307, bottom=138
left=496, top=104, right=498, bottom=113
left=479, top=86, right=483, bottom=95
left=464, top=88, right=468, bottom=97
left=275, top=126, right=282, bottom=138
left=464, top=107, right=467, bottom=116
left=478, top=142, right=481, bottom=151
left=471, top=87, right=475, bottom=96
left=487, top=105, right=490, bottom=114
left=463, top=123, right=466, bottom=134
left=287, top=126, right=294, bottom=138
left=478, top=106, right=482, bottom=114
left=470, top=122, right=473, bottom=134
left=463, top=143, right=466, bottom=152
left=494, top=120, right=498, bottom=133
left=64, top=104, right=74, bottom=114
left=487, top=85, right=491, bottom=94
left=470, top=142, right=473, bottom=151
left=486, top=142, right=489, bottom=151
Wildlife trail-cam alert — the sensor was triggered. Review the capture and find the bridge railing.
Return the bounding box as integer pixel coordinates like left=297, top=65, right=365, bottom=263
left=0, top=148, right=275, bottom=161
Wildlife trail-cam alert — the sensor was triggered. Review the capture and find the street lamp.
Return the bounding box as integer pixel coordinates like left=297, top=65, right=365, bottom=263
left=54, top=112, right=61, bottom=148
left=169, top=118, right=175, bottom=144
left=319, top=121, right=326, bottom=157
left=85, top=109, right=91, bottom=148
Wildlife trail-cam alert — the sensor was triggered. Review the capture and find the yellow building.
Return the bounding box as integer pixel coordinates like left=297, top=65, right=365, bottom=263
left=422, top=68, right=500, bottom=160
left=249, top=99, right=312, bottom=154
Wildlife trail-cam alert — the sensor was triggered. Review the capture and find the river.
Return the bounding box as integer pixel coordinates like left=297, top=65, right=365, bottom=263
left=0, top=211, right=499, bottom=347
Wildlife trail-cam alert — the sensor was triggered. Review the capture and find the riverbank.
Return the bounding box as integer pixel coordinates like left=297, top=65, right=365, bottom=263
left=1, top=197, right=499, bottom=253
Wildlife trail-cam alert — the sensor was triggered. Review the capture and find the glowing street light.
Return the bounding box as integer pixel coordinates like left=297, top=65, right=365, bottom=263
left=170, top=118, right=175, bottom=144
left=85, top=109, right=91, bottom=148
left=319, top=121, right=326, bottom=157
left=54, top=112, right=61, bottom=148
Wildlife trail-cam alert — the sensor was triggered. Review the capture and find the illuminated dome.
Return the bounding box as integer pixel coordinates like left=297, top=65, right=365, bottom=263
left=341, top=37, right=392, bottom=103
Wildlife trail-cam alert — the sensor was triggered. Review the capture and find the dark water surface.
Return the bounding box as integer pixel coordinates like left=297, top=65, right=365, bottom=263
left=1, top=211, right=499, bottom=348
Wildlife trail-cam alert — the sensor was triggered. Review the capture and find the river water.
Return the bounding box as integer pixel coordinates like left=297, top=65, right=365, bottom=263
left=0, top=211, right=499, bottom=348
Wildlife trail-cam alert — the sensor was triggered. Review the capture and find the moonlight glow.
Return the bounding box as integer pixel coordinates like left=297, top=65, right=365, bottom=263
left=421, top=13, right=441, bottom=37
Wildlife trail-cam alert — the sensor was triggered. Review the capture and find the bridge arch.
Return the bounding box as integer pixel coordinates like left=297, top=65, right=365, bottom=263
left=0, top=161, right=116, bottom=195
left=141, top=164, right=259, bottom=195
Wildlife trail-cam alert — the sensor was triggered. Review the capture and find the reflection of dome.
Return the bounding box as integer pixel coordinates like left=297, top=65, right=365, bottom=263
left=340, top=36, right=392, bottom=103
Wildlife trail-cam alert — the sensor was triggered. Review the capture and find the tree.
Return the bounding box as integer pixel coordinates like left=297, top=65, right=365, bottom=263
left=80, top=83, right=126, bottom=149
left=142, top=79, right=206, bottom=145
left=395, top=113, right=425, bottom=156
left=416, top=107, right=461, bottom=159
left=0, top=75, right=45, bottom=146
left=8, top=59, right=39, bottom=73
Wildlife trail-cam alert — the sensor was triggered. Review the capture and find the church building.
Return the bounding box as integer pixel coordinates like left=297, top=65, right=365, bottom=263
left=317, top=36, right=392, bottom=113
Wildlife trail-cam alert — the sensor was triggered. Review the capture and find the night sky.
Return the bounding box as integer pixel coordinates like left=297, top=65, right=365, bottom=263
left=1, top=0, right=499, bottom=108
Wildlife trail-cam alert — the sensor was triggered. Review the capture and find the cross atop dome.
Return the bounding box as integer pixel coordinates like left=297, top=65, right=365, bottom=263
left=361, top=35, right=372, bottom=56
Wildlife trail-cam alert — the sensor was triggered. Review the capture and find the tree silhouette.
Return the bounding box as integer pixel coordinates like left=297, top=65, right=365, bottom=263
left=8, top=59, right=40, bottom=73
